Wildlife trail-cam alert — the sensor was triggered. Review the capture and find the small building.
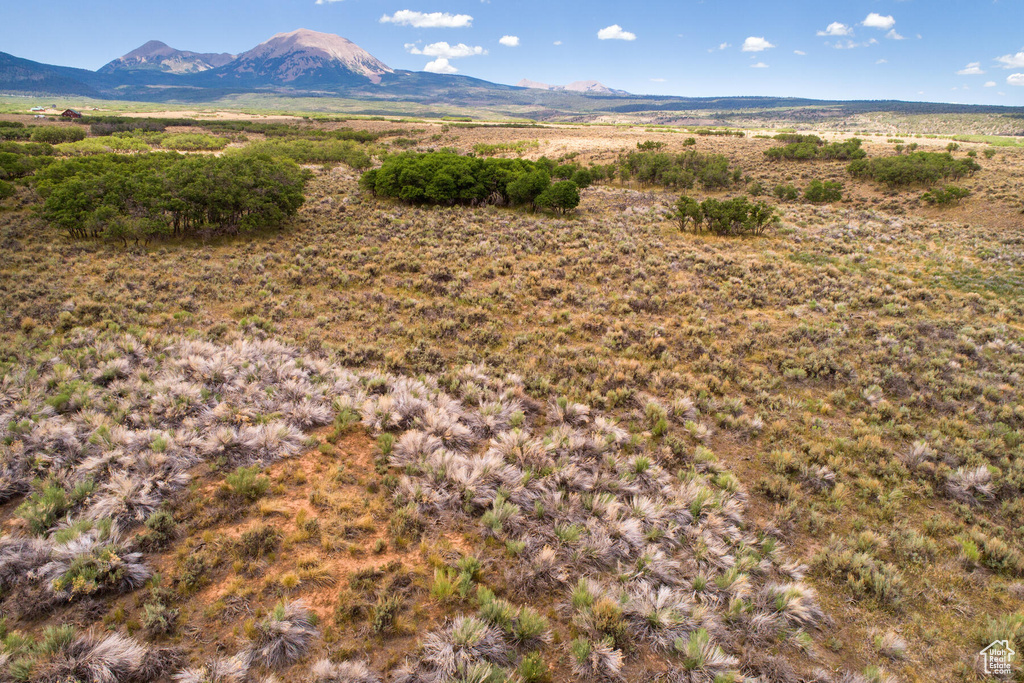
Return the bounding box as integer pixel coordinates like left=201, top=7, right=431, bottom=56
left=29, top=106, right=44, bottom=112
left=60, top=109, right=82, bottom=119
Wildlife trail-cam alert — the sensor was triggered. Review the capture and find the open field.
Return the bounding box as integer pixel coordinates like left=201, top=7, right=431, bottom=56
left=1, top=114, right=1024, bottom=682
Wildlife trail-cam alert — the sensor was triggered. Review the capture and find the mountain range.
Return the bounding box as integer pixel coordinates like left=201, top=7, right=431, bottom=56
left=1, top=29, right=1021, bottom=121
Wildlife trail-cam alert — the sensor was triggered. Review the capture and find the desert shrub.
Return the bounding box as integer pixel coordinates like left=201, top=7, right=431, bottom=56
left=637, top=140, right=666, bottom=150
left=34, top=152, right=309, bottom=241
left=804, top=180, right=843, bottom=203
left=676, top=194, right=778, bottom=236
left=17, top=479, right=95, bottom=535
left=813, top=539, right=904, bottom=605
left=0, top=180, right=13, bottom=200
left=473, top=140, right=539, bottom=156
left=848, top=152, right=980, bottom=187
left=773, top=183, right=798, bottom=201
left=223, top=465, right=270, bottom=502
left=921, top=185, right=970, bottom=206
left=245, top=600, right=318, bottom=669
left=30, top=127, right=86, bottom=144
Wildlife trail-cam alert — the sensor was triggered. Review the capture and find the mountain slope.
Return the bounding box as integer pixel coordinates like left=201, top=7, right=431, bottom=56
left=99, top=40, right=234, bottom=74
left=0, top=51, right=102, bottom=96
left=208, top=29, right=392, bottom=87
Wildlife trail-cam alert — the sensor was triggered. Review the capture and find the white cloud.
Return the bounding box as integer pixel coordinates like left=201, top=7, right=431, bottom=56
left=863, top=13, right=896, bottom=30
left=553, top=40, right=562, bottom=46
left=876, top=59, right=887, bottom=64
left=750, top=62, right=769, bottom=68
left=423, top=57, right=458, bottom=73
left=886, top=29, right=905, bottom=40
left=718, top=42, right=731, bottom=50
left=984, top=81, right=997, bottom=87
left=957, top=62, right=985, bottom=75
left=742, top=36, right=775, bottom=52
left=315, top=0, right=343, bottom=4
left=650, top=77, right=666, bottom=82
left=380, top=10, right=473, bottom=28
left=794, top=49, right=806, bottom=55
left=405, top=42, right=486, bottom=58
left=597, top=24, right=636, bottom=41
left=818, top=22, right=852, bottom=37
left=499, top=35, right=519, bottom=47
left=1008, top=73, right=1024, bottom=86
left=995, top=51, right=1024, bottom=69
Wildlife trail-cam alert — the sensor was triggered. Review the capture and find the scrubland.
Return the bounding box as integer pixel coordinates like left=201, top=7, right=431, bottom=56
left=0, top=116, right=1023, bottom=683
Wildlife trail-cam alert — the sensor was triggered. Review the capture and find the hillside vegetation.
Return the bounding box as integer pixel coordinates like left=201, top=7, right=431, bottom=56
left=0, top=115, right=1023, bottom=683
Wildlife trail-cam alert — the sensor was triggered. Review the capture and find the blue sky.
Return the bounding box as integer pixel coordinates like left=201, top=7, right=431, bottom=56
left=3, top=0, right=1023, bottom=105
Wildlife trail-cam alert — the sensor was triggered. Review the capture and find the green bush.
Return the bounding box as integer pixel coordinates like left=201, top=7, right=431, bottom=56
left=30, top=127, right=86, bottom=144
left=804, top=180, right=843, bottom=203
left=921, top=185, right=970, bottom=206
left=773, top=183, right=799, bottom=201
left=160, top=133, right=230, bottom=151
left=0, top=180, right=14, bottom=201
left=223, top=465, right=270, bottom=502
left=17, top=479, right=95, bottom=535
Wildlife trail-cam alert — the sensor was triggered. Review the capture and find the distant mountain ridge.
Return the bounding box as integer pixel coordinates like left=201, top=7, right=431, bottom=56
left=0, top=29, right=1021, bottom=121
left=516, top=79, right=628, bottom=95
left=99, top=40, right=234, bottom=74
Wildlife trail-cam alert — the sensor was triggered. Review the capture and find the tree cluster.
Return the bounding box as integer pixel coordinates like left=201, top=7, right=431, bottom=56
left=34, top=152, right=309, bottom=243
left=675, top=195, right=778, bottom=236
left=618, top=150, right=736, bottom=190
left=765, top=137, right=866, bottom=161
left=847, top=152, right=980, bottom=187
left=359, top=152, right=580, bottom=213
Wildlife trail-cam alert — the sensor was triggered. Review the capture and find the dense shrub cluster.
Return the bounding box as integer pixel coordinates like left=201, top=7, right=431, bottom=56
left=765, top=137, right=866, bottom=161
left=803, top=180, right=844, bottom=203
left=0, top=121, right=30, bottom=141
left=675, top=194, right=778, bottom=236
left=30, top=127, right=86, bottom=145
left=34, top=152, right=309, bottom=242
left=618, top=150, right=736, bottom=189
left=847, top=151, right=980, bottom=187
left=0, top=142, right=55, bottom=180
left=240, top=138, right=372, bottom=168
left=360, top=151, right=579, bottom=212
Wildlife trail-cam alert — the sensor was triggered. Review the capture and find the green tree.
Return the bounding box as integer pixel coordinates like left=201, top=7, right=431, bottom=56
left=536, top=180, right=580, bottom=215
